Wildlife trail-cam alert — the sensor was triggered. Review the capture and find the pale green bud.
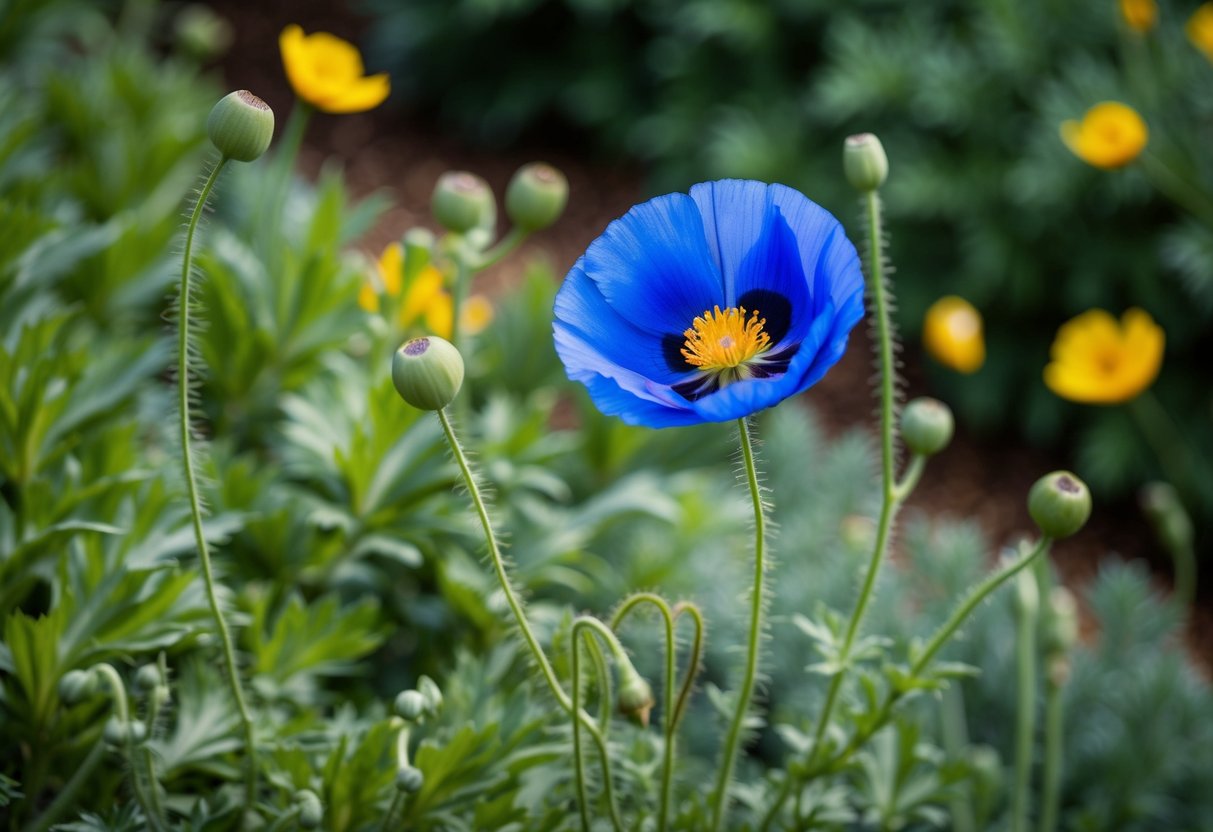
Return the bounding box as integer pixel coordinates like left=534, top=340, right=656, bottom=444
left=392, top=337, right=465, bottom=411
left=58, top=669, right=99, bottom=705
left=900, top=397, right=954, bottom=456
left=295, top=790, right=323, bottom=829
left=104, top=717, right=147, bottom=746
left=396, top=765, right=424, bottom=793
left=1044, top=586, right=1079, bottom=656
left=394, top=689, right=427, bottom=722
left=1140, top=482, right=1194, bottom=557
left=431, top=171, right=492, bottom=234
left=1028, top=471, right=1091, bottom=540
left=134, top=663, right=161, bottom=693
left=417, top=675, right=444, bottom=717
left=617, top=666, right=655, bottom=728
left=207, top=90, right=274, bottom=162
left=505, top=162, right=568, bottom=231
left=844, top=133, right=889, bottom=192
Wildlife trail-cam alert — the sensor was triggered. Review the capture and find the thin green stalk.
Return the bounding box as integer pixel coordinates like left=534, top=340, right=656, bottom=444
left=669, top=602, right=705, bottom=730
left=586, top=633, right=613, bottom=729
left=436, top=408, right=622, bottom=831
left=381, top=724, right=412, bottom=830
left=1011, top=570, right=1040, bottom=832
left=1040, top=674, right=1064, bottom=832
left=94, top=664, right=163, bottom=831
left=941, top=687, right=976, bottom=832
left=381, top=792, right=404, bottom=832
left=570, top=627, right=593, bottom=832
left=709, top=417, right=769, bottom=831
left=21, top=739, right=106, bottom=832
left=179, top=158, right=258, bottom=816
left=473, top=226, right=528, bottom=270
left=570, top=619, right=626, bottom=832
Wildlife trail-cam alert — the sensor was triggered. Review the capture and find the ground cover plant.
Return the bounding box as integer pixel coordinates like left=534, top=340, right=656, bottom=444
left=2, top=4, right=1213, bottom=831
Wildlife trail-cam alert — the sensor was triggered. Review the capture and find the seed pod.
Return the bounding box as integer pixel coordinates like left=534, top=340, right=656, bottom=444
left=394, top=689, right=427, bottom=722
left=392, top=336, right=465, bottom=411
left=58, top=669, right=99, bottom=705
left=1028, top=471, right=1092, bottom=540
left=207, top=90, right=274, bottom=162
left=900, top=397, right=954, bottom=456
left=431, top=171, right=492, bottom=234
left=505, top=162, right=569, bottom=231
left=417, top=675, right=444, bottom=717
left=844, top=133, right=889, bottom=192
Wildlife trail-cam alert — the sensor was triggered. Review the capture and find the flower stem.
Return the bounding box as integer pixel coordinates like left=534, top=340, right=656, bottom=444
left=179, top=158, right=258, bottom=818
left=435, top=407, right=622, bottom=831
left=709, top=417, right=768, bottom=831
left=20, top=738, right=107, bottom=832
left=1039, top=672, right=1065, bottom=832
left=941, top=687, right=976, bottom=832
left=94, top=664, right=163, bottom=831
left=570, top=619, right=627, bottom=832
left=1011, top=570, right=1040, bottom=832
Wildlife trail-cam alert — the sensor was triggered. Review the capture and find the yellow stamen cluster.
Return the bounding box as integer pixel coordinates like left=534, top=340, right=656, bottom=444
left=681, top=306, right=771, bottom=372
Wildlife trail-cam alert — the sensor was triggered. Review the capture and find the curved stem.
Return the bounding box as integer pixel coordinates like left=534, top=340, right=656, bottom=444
left=94, top=665, right=163, bottom=830
left=571, top=619, right=627, bottom=832
left=570, top=626, right=593, bottom=832
left=709, top=417, right=768, bottom=831
left=669, top=602, right=706, bottom=731
left=586, top=633, right=613, bottom=729
left=473, top=226, right=529, bottom=271
left=610, top=593, right=678, bottom=832
left=179, top=157, right=258, bottom=817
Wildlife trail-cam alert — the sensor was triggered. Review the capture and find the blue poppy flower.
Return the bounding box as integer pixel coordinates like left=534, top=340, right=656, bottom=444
left=553, top=179, right=865, bottom=428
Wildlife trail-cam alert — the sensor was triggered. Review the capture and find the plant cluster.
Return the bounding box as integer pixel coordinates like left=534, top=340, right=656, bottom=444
left=361, top=0, right=1213, bottom=543
left=1, top=5, right=1212, bottom=832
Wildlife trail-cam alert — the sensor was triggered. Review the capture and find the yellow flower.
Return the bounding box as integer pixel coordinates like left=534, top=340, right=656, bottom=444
left=1120, top=0, right=1157, bottom=33
left=1060, top=102, right=1148, bottom=169
left=358, top=242, right=405, bottom=313
left=1188, top=4, right=1213, bottom=62
left=360, top=242, right=493, bottom=339
left=279, top=25, right=390, bottom=114
left=1044, top=308, right=1164, bottom=404
left=923, top=296, right=985, bottom=374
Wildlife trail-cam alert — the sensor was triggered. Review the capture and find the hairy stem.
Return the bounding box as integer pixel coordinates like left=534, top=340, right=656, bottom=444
left=179, top=158, right=258, bottom=818
left=570, top=620, right=625, bottom=832
left=709, top=417, right=768, bottom=831
left=94, top=664, right=163, bottom=831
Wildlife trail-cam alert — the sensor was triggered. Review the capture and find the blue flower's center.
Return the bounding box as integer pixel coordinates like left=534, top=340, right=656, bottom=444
left=681, top=305, right=771, bottom=380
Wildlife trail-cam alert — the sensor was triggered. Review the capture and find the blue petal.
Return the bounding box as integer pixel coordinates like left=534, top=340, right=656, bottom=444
left=554, top=260, right=691, bottom=384
left=689, top=180, right=863, bottom=316
left=733, top=204, right=811, bottom=345
left=582, top=192, right=724, bottom=336
left=578, top=374, right=705, bottom=428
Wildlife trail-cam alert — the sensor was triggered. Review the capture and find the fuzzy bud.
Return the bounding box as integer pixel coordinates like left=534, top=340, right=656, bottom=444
left=844, top=133, right=889, bottom=192
left=295, top=790, right=323, bottom=829
left=617, top=666, right=655, bottom=728
left=417, top=675, right=444, bottom=717
left=394, top=689, right=427, bottom=722
left=58, top=669, right=99, bottom=705
left=1028, top=471, right=1092, bottom=540
left=900, top=397, right=954, bottom=457
left=104, top=717, right=147, bottom=746
left=396, top=765, right=425, bottom=793
left=505, top=162, right=569, bottom=231
left=207, top=90, right=274, bottom=162
left=392, top=336, right=464, bottom=411
left=431, top=171, right=492, bottom=234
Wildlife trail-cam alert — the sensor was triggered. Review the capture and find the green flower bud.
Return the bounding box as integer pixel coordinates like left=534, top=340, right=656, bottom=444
left=1028, top=471, right=1091, bottom=540
left=617, top=666, right=655, bottom=728
left=505, top=162, right=569, bottom=231
left=844, top=133, right=889, bottom=192
left=394, top=689, right=427, bottom=722
left=104, top=717, right=147, bottom=746
left=396, top=765, right=425, bottom=793
left=431, top=171, right=492, bottom=234
left=207, top=90, right=274, bottom=162
left=417, top=675, right=444, bottom=717
left=295, top=790, right=323, bottom=829
left=1044, top=586, right=1079, bottom=656
left=174, top=4, right=233, bottom=61
left=392, top=336, right=464, bottom=411
left=134, top=663, right=161, bottom=693
left=58, top=669, right=99, bottom=705
left=900, top=397, right=954, bottom=456
left=1140, top=482, right=1194, bottom=558
left=1012, top=566, right=1038, bottom=619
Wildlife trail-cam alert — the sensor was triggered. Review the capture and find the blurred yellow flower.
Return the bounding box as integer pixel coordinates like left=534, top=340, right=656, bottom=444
left=360, top=243, right=493, bottom=339
left=924, top=296, right=985, bottom=373
left=1044, top=308, right=1163, bottom=404
left=1120, top=0, right=1157, bottom=32
left=1060, top=102, right=1148, bottom=169
left=1188, top=4, right=1213, bottom=61
left=279, top=25, right=390, bottom=113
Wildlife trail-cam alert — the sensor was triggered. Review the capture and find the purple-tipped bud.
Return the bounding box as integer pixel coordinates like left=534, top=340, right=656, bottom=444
left=1028, top=471, right=1091, bottom=540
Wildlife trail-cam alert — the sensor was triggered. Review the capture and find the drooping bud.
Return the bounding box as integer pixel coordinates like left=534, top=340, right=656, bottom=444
left=1028, top=471, right=1092, bottom=540
left=295, top=790, right=324, bottom=829
left=505, top=162, right=569, bottom=231
left=843, top=133, right=889, bottom=192
left=58, top=669, right=99, bottom=705
left=207, top=90, right=274, bottom=162
left=417, top=675, right=444, bottom=717
left=616, top=665, right=655, bottom=728
left=104, top=717, right=147, bottom=746
left=900, top=397, right=954, bottom=457
left=431, top=172, right=493, bottom=234
left=396, top=765, right=425, bottom=793
left=134, top=663, right=161, bottom=693
left=392, top=336, right=465, bottom=411
left=1140, top=481, right=1194, bottom=558
left=394, top=689, right=427, bottom=722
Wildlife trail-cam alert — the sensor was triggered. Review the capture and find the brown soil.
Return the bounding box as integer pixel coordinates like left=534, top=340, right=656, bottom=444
left=206, top=0, right=1210, bottom=668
